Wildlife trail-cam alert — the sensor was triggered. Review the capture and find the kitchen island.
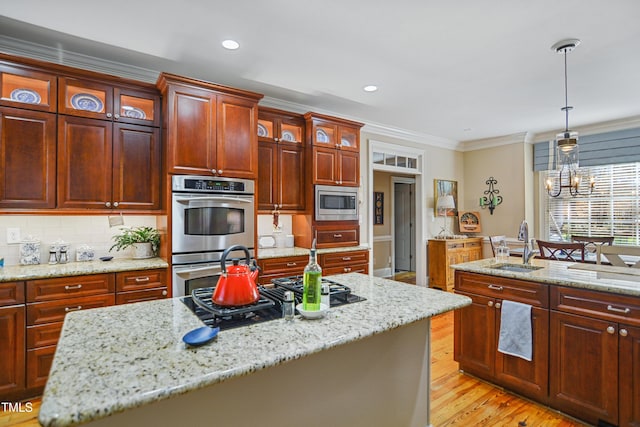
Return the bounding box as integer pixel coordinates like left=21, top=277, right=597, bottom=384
left=451, top=257, right=640, bottom=427
left=38, top=273, right=470, bottom=427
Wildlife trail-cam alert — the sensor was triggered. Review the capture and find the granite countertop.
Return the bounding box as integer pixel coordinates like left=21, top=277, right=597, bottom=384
left=452, top=257, right=640, bottom=297
left=0, top=258, right=169, bottom=283
left=256, top=245, right=369, bottom=259
left=38, top=273, right=470, bottom=427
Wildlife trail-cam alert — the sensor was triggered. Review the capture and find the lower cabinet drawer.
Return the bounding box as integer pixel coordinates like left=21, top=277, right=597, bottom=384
left=116, top=269, right=167, bottom=292
left=27, top=322, right=62, bottom=349
left=26, top=274, right=114, bottom=302
left=551, top=285, right=640, bottom=326
left=321, top=250, right=369, bottom=267
left=116, top=288, right=168, bottom=305
left=26, top=294, right=115, bottom=325
left=455, top=271, right=549, bottom=308
left=258, top=256, right=307, bottom=273
left=26, top=345, right=55, bottom=389
left=323, top=264, right=368, bottom=276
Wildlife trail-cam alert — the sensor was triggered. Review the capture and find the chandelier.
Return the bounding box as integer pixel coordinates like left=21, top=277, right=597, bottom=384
left=545, top=38, right=595, bottom=198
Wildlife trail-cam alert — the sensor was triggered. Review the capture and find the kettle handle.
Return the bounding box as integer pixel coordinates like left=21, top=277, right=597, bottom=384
left=220, top=245, right=251, bottom=275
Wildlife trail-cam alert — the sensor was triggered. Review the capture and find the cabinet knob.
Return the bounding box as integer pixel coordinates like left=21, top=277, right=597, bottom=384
left=211, top=169, right=217, bottom=175
left=106, top=112, right=113, bottom=118
left=607, top=326, right=616, bottom=334
left=218, top=169, right=223, bottom=175
left=495, top=302, right=501, bottom=309
left=274, top=137, right=279, bottom=142
left=114, top=114, right=120, bottom=119
left=620, top=328, right=628, bottom=337
left=344, top=267, right=352, bottom=272
left=162, top=290, right=168, bottom=296
left=488, top=301, right=494, bottom=307
left=113, top=201, right=119, bottom=207
left=105, top=202, right=111, bottom=208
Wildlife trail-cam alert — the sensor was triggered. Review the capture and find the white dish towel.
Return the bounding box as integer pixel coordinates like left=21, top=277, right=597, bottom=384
left=498, top=300, right=533, bottom=361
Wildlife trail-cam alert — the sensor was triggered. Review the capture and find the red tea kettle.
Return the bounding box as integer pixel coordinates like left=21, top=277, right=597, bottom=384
left=212, top=245, right=260, bottom=306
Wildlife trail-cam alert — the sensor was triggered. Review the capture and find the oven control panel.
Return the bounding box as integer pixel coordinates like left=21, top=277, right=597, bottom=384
left=172, top=175, right=254, bottom=194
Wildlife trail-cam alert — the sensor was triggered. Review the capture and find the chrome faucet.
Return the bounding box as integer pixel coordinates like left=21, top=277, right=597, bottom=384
left=518, top=220, right=538, bottom=264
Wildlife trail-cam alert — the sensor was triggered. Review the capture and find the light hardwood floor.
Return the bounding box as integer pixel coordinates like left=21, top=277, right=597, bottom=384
left=1, top=294, right=590, bottom=427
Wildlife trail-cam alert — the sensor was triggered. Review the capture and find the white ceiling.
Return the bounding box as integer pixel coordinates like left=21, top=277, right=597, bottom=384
left=2, top=0, right=640, bottom=147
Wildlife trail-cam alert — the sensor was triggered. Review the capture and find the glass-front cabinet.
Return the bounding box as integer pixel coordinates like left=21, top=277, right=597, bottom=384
left=257, top=108, right=304, bottom=144
left=58, top=77, right=160, bottom=126
left=0, top=63, right=57, bottom=113
left=306, top=113, right=360, bottom=152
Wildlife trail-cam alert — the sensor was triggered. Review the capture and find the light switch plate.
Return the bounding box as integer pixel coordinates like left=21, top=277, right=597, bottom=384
left=6, top=227, right=21, bottom=244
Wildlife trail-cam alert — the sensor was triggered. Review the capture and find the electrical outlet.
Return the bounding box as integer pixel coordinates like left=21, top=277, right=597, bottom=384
left=6, top=227, right=21, bottom=244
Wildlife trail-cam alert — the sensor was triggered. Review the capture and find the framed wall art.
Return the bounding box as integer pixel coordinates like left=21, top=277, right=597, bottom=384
left=434, top=179, right=458, bottom=216
left=374, top=192, right=384, bottom=225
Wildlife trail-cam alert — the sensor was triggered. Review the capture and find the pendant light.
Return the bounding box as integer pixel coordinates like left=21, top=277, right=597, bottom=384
left=545, top=38, right=595, bottom=197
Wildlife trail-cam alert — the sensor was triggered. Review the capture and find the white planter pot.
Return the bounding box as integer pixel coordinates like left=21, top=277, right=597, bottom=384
left=132, top=242, right=154, bottom=259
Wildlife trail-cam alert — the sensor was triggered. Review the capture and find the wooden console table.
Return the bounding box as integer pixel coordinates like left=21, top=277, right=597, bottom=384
left=428, top=237, right=483, bottom=291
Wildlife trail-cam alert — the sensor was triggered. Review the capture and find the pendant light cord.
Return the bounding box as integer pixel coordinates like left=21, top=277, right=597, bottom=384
left=563, top=49, right=569, bottom=132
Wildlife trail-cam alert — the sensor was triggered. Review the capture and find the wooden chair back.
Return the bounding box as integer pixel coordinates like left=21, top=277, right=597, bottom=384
left=570, top=235, right=614, bottom=254
left=597, top=245, right=640, bottom=268
left=536, top=240, right=585, bottom=262
left=489, top=235, right=507, bottom=257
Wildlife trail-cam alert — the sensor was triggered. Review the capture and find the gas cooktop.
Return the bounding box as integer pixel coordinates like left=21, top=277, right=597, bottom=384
left=181, top=276, right=365, bottom=330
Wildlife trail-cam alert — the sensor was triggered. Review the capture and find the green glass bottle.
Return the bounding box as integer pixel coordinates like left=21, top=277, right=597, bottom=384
left=303, top=248, right=322, bottom=311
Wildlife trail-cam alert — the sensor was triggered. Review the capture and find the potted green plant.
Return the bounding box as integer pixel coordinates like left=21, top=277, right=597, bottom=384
left=110, top=226, right=160, bottom=259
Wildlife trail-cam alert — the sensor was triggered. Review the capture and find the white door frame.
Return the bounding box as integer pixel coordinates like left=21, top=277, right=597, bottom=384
left=368, top=140, right=425, bottom=286
left=392, top=176, right=416, bottom=274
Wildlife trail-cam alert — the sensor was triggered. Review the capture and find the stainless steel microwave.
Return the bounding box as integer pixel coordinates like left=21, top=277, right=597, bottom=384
left=315, top=185, right=359, bottom=221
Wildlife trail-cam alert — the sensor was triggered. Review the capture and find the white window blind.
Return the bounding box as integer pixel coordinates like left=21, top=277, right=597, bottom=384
left=544, top=162, right=640, bottom=245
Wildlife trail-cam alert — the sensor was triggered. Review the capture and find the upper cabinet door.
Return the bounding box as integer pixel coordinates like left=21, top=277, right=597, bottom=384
left=257, top=109, right=304, bottom=144
left=216, top=94, right=258, bottom=179
left=0, top=64, right=57, bottom=113
left=115, top=87, right=160, bottom=127
left=337, top=125, right=359, bottom=152
left=312, top=122, right=337, bottom=147
left=58, top=77, right=112, bottom=120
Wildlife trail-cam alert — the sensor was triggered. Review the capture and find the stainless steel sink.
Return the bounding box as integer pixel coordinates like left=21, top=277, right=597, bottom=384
left=489, top=263, right=544, bottom=273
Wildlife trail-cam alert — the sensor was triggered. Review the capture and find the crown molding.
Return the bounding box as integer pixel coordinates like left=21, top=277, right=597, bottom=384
left=0, top=35, right=159, bottom=83
left=530, top=115, right=640, bottom=143
left=460, top=132, right=532, bottom=152
left=260, top=96, right=461, bottom=151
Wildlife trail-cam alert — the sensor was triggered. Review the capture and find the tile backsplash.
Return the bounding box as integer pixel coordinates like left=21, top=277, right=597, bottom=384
left=0, top=215, right=158, bottom=266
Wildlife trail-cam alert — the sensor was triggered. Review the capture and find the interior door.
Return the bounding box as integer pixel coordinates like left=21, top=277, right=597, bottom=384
left=394, top=181, right=415, bottom=272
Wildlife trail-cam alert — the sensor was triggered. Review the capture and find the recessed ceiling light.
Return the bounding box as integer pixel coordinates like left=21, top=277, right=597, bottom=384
left=363, top=85, right=378, bottom=92
left=222, top=39, right=240, bottom=50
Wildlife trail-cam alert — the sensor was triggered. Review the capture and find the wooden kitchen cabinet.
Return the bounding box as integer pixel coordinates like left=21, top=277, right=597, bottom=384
left=0, top=282, right=26, bottom=399
left=550, top=286, right=640, bottom=426
left=158, top=73, right=263, bottom=178
left=454, top=271, right=549, bottom=403
left=115, top=269, right=168, bottom=304
left=57, top=115, right=161, bottom=210
left=319, top=249, right=369, bottom=276
left=305, top=112, right=363, bottom=186
left=58, top=77, right=160, bottom=127
left=257, top=255, right=308, bottom=285
left=428, top=238, right=483, bottom=291
left=257, top=108, right=305, bottom=212
left=0, top=60, right=57, bottom=113
left=0, top=106, right=56, bottom=209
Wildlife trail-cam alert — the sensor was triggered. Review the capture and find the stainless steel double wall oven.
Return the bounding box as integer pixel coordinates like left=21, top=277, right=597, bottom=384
left=171, top=175, right=255, bottom=297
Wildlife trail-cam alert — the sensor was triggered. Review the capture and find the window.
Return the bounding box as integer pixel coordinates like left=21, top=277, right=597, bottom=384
left=543, top=162, right=640, bottom=245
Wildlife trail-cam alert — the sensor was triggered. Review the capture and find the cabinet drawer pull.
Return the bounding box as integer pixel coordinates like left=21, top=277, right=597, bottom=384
left=606, top=326, right=616, bottom=334
left=487, top=284, right=503, bottom=291
left=286, top=262, right=298, bottom=267
left=344, top=267, right=352, bottom=272
left=607, top=305, right=631, bottom=314
left=65, top=306, right=82, bottom=312
left=135, top=277, right=150, bottom=283
left=64, top=284, right=83, bottom=290
left=342, top=257, right=352, bottom=261
left=620, top=328, right=628, bottom=337
left=333, top=234, right=343, bottom=238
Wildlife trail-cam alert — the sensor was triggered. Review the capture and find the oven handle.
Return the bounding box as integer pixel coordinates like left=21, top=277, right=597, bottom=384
left=175, top=196, right=253, bottom=205
left=174, top=265, right=222, bottom=278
